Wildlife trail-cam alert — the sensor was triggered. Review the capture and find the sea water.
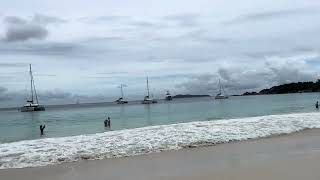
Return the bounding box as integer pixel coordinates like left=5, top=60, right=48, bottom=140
left=0, top=93, right=320, bottom=169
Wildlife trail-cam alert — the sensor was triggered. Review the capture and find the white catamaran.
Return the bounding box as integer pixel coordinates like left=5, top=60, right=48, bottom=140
left=215, top=79, right=228, bottom=99
left=116, top=84, right=128, bottom=104
left=20, top=64, right=45, bottom=112
left=142, top=77, right=157, bottom=104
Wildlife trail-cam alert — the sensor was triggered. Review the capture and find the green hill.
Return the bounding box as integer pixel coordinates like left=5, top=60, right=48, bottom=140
left=259, top=80, right=320, bottom=94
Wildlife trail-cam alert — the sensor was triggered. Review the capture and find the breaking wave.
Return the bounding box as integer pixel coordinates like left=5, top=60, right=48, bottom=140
left=1, top=112, right=320, bottom=169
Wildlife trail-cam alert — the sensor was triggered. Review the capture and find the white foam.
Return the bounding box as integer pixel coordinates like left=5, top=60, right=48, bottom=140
left=1, top=112, right=320, bottom=169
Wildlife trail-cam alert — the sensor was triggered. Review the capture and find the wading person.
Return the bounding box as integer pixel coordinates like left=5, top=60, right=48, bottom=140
left=40, top=125, right=46, bottom=135
left=107, top=117, right=111, bottom=127
left=104, top=117, right=111, bottom=127
left=104, top=119, right=108, bottom=127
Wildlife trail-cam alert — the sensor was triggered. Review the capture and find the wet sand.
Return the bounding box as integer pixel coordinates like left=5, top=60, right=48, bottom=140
left=1, top=129, right=320, bottom=180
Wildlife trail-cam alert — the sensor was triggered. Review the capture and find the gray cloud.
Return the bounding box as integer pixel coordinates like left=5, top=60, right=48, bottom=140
left=0, top=42, right=77, bottom=56
left=25, top=42, right=76, bottom=55
left=3, top=16, right=48, bottom=42
left=4, top=24, right=48, bottom=42
left=0, top=88, right=111, bottom=107
left=82, top=36, right=125, bottom=43
left=225, top=7, right=320, bottom=25
left=0, top=87, right=7, bottom=93
left=39, top=90, right=73, bottom=100
left=201, top=38, right=231, bottom=44
left=0, top=87, right=12, bottom=101
left=32, top=14, right=66, bottom=24
left=96, top=72, right=129, bottom=75
left=129, top=21, right=160, bottom=28
left=4, top=89, right=74, bottom=102
left=84, top=76, right=118, bottom=79
left=0, top=63, right=28, bottom=68
left=80, top=15, right=168, bottom=29
left=164, top=13, right=200, bottom=27
left=5, top=14, right=66, bottom=25
left=82, top=15, right=167, bottom=29
left=4, top=16, right=26, bottom=24
left=34, top=74, right=57, bottom=77
left=2, top=14, right=65, bottom=42
left=267, top=62, right=315, bottom=84
left=0, top=35, right=129, bottom=59
left=218, top=68, right=231, bottom=81
left=176, top=29, right=232, bottom=44
left=176, top=61, right=317, bottom=95
left=79, top=15, right=129, bottom=24
left=306, top=59, right=320, bottom=66
left=175, top=74, right=218, bottom=94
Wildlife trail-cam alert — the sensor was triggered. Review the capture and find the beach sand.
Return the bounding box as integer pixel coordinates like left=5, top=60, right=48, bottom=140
left=1, top=129, right=320, bottom=180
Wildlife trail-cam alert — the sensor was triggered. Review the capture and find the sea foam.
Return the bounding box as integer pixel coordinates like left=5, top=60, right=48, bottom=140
left=1, top=112, right=320, bottom=169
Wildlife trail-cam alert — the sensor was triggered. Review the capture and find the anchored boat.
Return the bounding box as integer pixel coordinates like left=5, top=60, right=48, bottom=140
left=165, top=90, right=173, bottom=101
left=20, top=64, right=45, bottom=112
left=116, top=84, right=128, bottom=104
left=142, top=77, right=157, bottom=104
left=215, top=79, right=228, bottom=99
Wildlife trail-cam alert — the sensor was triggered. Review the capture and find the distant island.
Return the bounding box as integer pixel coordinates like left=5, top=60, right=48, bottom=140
left=173, top=94, right=210, bottom=98
left=241, top=91, right=260, bottom=96
left=241, top=80, right=320, bottom=96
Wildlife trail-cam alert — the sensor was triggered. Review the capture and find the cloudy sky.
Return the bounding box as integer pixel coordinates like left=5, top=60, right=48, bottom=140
left=0, top=0, right=320, bottom=107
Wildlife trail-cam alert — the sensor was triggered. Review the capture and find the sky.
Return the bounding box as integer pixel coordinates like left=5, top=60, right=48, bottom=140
left=0, top=0, right=320, bottom=107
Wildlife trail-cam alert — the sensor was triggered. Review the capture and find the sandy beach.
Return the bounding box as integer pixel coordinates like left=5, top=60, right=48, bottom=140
left=1, top=129, right=320, bottom=180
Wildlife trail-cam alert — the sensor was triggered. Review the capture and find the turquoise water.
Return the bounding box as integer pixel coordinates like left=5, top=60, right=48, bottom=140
left=0, top=93, right=319, bottom=144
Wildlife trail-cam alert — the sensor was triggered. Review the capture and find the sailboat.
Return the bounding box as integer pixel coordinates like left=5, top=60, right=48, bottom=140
left=116, top=84, right=128, bottom=104
left=165, top=90, right=173, bottom=101
left=215, top=79, right=228, bottom=99
left=141, top=77, right=157, bottom=104
left=20, top=64, right=45, bottom=112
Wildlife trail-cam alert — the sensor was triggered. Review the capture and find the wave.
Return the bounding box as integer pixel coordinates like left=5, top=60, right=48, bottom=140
left=1, top=112, right=320, bottom=169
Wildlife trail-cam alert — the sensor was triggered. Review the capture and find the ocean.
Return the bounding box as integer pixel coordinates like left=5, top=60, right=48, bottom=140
left=1, top=93, right=320, bottom=169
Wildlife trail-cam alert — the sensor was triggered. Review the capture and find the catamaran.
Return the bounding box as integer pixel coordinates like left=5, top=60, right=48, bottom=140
left=20, top=64, right=45, bottom=112
left=116, top=84, right=128, bottom=104
left=215, top=79, right=228, bottom=99
left=165, top=90, right=173, bottom=101
left=142, top=77, right=157, bottom=104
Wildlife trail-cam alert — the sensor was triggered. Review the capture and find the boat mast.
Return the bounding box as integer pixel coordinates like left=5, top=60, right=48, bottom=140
left=147, top=77, right=150, bottom=97
left=29, top=64, right=34, bottom=103
left=29, top=64, right=40, bottom=104
left=120, top=84, right=124, bottom=99
left=33, top=76, right=39, bottom=104
left=219, top=79, right=222, bottom=95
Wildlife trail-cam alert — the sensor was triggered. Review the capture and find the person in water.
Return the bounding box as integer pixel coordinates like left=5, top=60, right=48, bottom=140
left=104, top=119, right=108, bottom=127
left=316, top=101, right=319, bottom=109
left=108, top=117, right=111, bottom=127
left=104, top=117, right=111, bottom=127
left=40, top=125, right=46, bottom=135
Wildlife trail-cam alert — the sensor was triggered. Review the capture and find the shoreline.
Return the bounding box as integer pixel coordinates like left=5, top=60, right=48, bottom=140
left=1, top=128, right=320, bottom=179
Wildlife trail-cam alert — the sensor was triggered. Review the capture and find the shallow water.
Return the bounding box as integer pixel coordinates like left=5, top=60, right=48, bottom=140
left=0, top=93, right=319, bottom=144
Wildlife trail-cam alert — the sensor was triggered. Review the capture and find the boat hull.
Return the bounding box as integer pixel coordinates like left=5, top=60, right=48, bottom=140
left=141, top=100, right=158, bottom=104
left=215, top=96, right=229, bottom=99
left=20, top=106, right=45, bottom=112
left=115, top=97, right=128, bottom=104
left=117, top=101, right=128, bottom=104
